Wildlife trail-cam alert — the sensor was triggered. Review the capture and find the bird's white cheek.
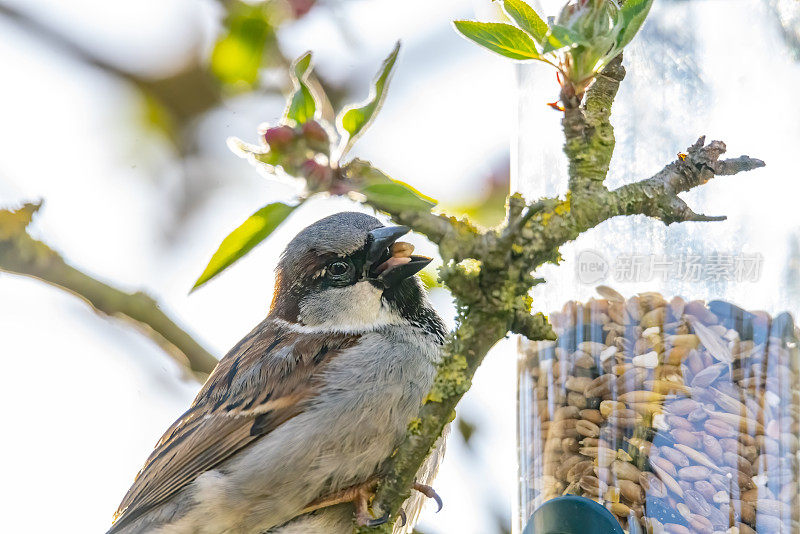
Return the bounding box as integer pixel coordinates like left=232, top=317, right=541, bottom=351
left=297, top=281, right=402, bottom=332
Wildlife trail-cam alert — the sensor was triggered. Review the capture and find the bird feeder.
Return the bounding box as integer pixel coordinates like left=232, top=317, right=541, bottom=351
left=513, top=2, right=800, bottom=533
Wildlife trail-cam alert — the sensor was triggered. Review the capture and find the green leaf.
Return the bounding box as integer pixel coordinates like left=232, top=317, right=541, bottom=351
left=453, top=21, right=541, bottom=60
left=227, top=136, right=267, bottom=156
left=211, top=3, right=272, bottom=87
left=192, top=202, right=296, bottom=290
left=284, top=52, right=316, bottom=125
left=226, top=136, right=283, bottom=168
left=502, top=0, right=549, bottom=44
left=361, top=181, right=437, bottom=213
left=347, top=159, right=436, bottom=213
left=336, top=42, right=401, bottom=159
left=541, top=25, right=580, bottom=53
left=616, top=0, right=653, bottom=49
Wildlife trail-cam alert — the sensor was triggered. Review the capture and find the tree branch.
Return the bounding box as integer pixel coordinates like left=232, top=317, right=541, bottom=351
left=350, top=58, right=764, bottom=533
left=563, top=55, right=626, bottom=197
left=355, top=312, right=510, bottom=534
left=0, top=204, right=217, bottom=379
left=512, top=136, right=766, bottom=265
left=611, top=137, right=765, bottom=223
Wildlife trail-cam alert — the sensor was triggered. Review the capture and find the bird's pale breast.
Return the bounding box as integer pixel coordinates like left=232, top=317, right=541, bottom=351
left=170, top=324, right=441, bottom=534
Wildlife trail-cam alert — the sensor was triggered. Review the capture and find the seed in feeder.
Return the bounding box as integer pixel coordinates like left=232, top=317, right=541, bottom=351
left=632, top=351, right=659, bottom=368
left=642, top=326, right=661, bottom=338
left=599, top=345, right=617, bottom=362
left=652, top=413, right=668, bottom=431
left=518, top=288, right=800, bottom=533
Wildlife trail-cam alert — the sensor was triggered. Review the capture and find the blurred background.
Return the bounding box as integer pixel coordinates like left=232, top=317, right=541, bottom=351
left=0, top=0, right=798, bottom=533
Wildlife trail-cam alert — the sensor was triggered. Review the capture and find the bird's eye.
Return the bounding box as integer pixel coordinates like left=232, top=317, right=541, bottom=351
left=328, top=261, right=351, bottom=277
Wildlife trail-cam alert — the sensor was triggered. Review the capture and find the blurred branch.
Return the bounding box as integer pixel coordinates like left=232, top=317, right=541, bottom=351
left=0, top=1, right=341, bottom=132
left=0, top=2, right=223, bottom=129
left=0, top=203, right=217, bottom=379
left=0, top=0, right=348, bottom=247
left=0, top=4, right=133, bottom=81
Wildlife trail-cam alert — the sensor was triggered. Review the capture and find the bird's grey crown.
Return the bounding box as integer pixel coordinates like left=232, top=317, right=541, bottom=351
left=279, top=212, right=382, bottom=267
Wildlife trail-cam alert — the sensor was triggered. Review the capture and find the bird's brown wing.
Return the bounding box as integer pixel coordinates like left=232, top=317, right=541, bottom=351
left=109, top=320, right=361, bottom=532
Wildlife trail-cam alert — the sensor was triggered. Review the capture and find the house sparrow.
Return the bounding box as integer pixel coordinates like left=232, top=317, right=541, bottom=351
left=108, top=212, right=447, bottom=534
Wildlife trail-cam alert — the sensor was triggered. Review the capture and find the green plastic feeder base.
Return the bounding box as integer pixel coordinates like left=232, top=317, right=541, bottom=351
left=522, top=496, right=625, bottom=534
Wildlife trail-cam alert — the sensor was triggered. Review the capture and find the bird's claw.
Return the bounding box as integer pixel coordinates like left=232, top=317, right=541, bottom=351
left=398, top=508, right=407, bottom=527
left=303, top=477, right=386, bottom=527
left=413, top=482, right=443, bottom=512
left=307, top=479, right=439, bottom=526
left=358, top=511, right=390, bottom=527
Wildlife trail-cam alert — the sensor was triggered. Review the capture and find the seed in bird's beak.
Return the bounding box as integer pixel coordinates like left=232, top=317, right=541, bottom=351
left=390, top=242, right=414, bottom=258
left=376, top=256, right=412, bottom=274
left=375, top=241, right=415, bottom=274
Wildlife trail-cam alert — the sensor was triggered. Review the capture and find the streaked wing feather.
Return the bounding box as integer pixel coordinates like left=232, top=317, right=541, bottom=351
left=110, top=320, right=360, bottom=532
left=125, top=415, right=259, bottom=521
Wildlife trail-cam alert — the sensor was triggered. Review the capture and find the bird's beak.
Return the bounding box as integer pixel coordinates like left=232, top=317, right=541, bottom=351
left=366, top=226, right=432, bottom=286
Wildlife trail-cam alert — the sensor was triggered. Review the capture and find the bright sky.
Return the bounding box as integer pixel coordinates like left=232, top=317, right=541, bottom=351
left=0, top=1, right=798, bottom=534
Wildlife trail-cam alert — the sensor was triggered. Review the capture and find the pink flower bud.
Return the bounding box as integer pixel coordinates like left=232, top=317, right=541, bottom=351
left=300, top=159, right=332, bottom=188
left=264, top=125, right=296, bottom=151
left=288, top=0, right=315, bottom=18
left=301, top=121, right=330, bottom=153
